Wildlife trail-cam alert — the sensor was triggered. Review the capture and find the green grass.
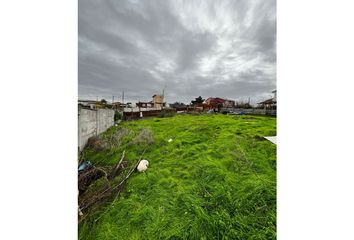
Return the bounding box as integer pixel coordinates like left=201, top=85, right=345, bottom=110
left=79, top=114, right=276, bottom=240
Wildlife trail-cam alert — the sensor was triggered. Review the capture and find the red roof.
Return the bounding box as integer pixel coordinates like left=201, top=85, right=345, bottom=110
left=206, top=97, right=235, bottom=104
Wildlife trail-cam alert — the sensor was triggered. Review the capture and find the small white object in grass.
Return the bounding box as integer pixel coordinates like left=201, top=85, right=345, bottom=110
left=78, top=190, right=83, bottom=216
left=78, top=208, right=83, bottom=216
left=168, top=138, right=173, bottom=142
left=137, top=159, right=149, bottom=172
left=264, top=136, right=277, bottom=144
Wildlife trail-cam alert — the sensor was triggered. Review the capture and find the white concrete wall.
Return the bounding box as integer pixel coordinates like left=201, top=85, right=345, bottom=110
left=123, top=107, right=162, bottom=112
left=78, top=108, right=115, bottom=151
left=97, top=109, right=115, bottom=134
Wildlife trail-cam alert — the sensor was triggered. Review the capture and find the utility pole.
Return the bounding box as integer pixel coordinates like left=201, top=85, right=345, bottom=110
left=162, top=86, right=166, bottom=110
left=122, top=91, right=125, bottom=112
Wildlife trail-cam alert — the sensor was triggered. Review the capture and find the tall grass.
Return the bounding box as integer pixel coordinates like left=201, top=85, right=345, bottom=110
left=79, top=114, right=276, bottom=239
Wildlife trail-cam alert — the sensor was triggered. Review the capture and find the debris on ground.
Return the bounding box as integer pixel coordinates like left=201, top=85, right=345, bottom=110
left=78, top=161, right=92, bottom=172
left=108, top=150, right=126, bottom=180
left=78, top=207, right=83, bottom=216
left=168, top=138, right=173, bottom=142
left=264, top=136, right=277, bottom=144
left=137, top=159, right=149, bottom=172
left=78, top=166, right=108, bottom=194
left=78, top=149, right=147, bottom=223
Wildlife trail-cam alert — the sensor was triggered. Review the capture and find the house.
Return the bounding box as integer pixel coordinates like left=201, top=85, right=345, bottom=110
left=194, top=103, right=213, bottom=111
left=78, top=99, right=112, bottom=109
left=257, top=90, right=277, bottom=109
left=112, top=101, right=123, bottom=110
left=135, top=94, right=167, bottom=109
left=136, top=101, right=154, bottom=108
left=152, top=94, right=166, bottom=109
left=204, top=97, right=235, bottom=108
left=223, top=99, right=236, bottom=108
left=78, top=100, right=97, bottom=109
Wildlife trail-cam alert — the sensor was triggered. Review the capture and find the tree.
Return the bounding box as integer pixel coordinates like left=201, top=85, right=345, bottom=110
left=114, top=111, right=122, bottom=121
left=173, top=101, right=184, bottom=105
left=191, top=96, right=204, bottom=105
left=100, top=99, right=107, bottom=104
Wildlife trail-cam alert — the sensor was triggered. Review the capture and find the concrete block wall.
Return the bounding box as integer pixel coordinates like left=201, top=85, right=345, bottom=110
left=78, top=108, right=115, bottom=151
left=97, top=109, right=115, bottom=134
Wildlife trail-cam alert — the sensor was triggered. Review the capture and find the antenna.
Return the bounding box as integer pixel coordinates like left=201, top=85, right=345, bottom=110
left=162, top=86, right=166, bottom=98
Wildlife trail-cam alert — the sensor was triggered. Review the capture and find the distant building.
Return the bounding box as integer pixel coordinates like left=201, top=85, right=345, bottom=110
left=78, top=99, right=115, bottom=110
left=78, top=100, right=97, bottom=109
left=112, top=101, right=123, bottom=110
left=257, top=90, right=277, bottom=109
left=136, top=101, right=153, bottom=108
left=223, top=99, right=236, bottom=108
left=205, top=97, right=235, bottom=108
left=152, top=94, right=166, bottom=109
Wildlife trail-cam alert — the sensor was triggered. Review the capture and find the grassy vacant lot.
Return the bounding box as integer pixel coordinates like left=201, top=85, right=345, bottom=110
left=79, top=114, right=276, bottom=240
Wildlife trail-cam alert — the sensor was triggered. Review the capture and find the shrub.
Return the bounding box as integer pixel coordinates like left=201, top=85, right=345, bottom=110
left=132, top=128, right=155, bottom=145
left=158, top=110, right=176, bottom=118
left=114, top=111, right=123, bottom=121
left=85, top=136, right=108, bottom=152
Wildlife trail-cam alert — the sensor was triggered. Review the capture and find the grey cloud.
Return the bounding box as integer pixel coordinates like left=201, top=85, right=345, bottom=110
left=79, top=0, right=276, bottom=105
left=176, top=32, right=217, bottom=72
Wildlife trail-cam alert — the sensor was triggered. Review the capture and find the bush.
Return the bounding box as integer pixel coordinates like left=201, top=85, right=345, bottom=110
left=132, top=128, right=155, bottom=145
left=85, top=136, right=108, bottom=152
left=114, top=111, right=123, bottom=121
left=158, top=110, right=176, bottom=118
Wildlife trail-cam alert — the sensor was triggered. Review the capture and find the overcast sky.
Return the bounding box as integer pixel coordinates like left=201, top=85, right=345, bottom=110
left=79, top=0, right=276, bottom=104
